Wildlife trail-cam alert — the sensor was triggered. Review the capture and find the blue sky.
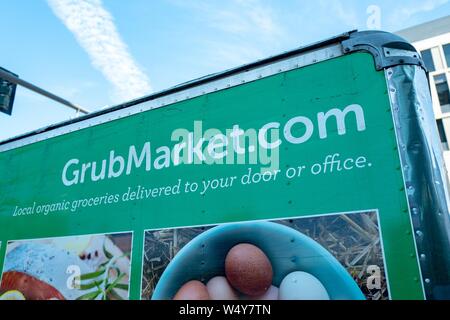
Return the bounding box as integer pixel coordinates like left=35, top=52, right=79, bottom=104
left=1, top=0, right=449, bottom=141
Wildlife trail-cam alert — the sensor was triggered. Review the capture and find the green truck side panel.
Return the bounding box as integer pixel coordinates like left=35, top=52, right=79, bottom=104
left=0, top=53, right=424, bottom=299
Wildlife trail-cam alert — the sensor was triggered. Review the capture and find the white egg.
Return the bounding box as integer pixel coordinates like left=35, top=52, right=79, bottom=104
left=279, top=271, right=330, bottom=300
left=206, top=276, right=239, bottom=300
left=247, top=285, right=279, bottom=300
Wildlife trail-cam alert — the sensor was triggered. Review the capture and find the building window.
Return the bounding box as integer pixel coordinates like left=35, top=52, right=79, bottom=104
left=421, top=49, right=436, bottom=72
left=437, top=119, right=449, bottom=151
left=434, top=74, right=450, bottom=113
left=444, top=44, right=450, bottom=68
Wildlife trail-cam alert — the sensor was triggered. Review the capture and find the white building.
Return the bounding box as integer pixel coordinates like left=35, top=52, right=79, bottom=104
left=397, top=16, right=450, bottom=170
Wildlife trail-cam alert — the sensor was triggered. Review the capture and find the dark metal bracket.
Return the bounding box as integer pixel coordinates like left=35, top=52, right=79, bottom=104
left=342, top=31, right=425, bottom=71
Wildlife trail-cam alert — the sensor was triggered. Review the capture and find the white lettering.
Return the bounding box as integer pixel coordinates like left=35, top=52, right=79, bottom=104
left=62, top=159, right=80, bottom=186
left=284, top=116, right=314, bottom=144
left=317, top=104, right=366, bottom=139
left=127, top=142, right=151, bottom=175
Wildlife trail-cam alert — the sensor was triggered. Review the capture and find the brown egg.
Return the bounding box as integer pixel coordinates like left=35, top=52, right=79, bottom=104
left=173, top=280, right=210, bottom=300
left=225, top=243, right=273, bottom=297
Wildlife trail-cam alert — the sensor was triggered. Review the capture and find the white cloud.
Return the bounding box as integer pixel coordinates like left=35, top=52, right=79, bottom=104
left=318, top=0, right=359, bottom=28
left=390, top=0, right=449, bottom=23
left=171, top=0, right=284, bottom=68
left=47, top=0, right=151, bottom=102
left=215, top=0, right=283, bottom=39
left=202, top=41, right=265, bottom=68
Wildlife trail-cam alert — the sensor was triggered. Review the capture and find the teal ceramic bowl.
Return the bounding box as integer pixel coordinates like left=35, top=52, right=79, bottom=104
left=152, top=221, right=365, bottom=300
